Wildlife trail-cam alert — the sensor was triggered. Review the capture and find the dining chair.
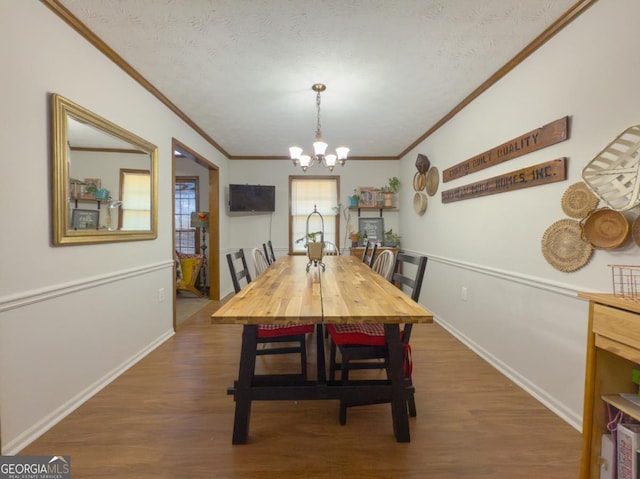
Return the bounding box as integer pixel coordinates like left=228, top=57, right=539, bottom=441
left=263, top=240, right=277, bottom=265
left=252, top=247, right=270, bottom=277
left=262, top=243, right=272, bottom=265
left=371, top=249, right=395, bottom=281
left=327, top=252, right=428, bottom=424
left=361, top=240, right=379, bottom=267
left=323, top=241, right=340, bottom=256
left=226, top=249, right=313, bottom=378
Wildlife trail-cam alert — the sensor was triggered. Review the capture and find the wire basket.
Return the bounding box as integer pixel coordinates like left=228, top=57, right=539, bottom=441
left=610, top=264, right=640, bottom=301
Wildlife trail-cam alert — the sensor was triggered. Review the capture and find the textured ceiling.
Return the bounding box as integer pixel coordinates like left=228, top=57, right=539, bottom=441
left=54, top=0, right=583, bottom=160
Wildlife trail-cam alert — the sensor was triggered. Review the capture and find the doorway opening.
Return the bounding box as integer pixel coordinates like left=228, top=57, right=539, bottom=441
left=172, top=139, right=220, bottom=330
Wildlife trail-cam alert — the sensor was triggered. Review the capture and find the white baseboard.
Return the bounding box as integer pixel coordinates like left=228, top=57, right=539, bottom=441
left=435, top=317, right=583, bottom=432
left=3, top=329, right=175, bottom=455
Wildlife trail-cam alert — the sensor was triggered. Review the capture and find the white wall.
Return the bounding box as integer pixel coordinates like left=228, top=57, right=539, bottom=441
left=216, top=0, right=640, bottom=431
left=0, top=2, right=228, bottom=453
left=396, top=0, right=640, bottom=429
left=227, top=160, right=401, bottom=277
left=2, top=0, right=634, bottom=453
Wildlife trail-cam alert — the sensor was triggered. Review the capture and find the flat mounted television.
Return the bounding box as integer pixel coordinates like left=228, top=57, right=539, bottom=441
left=229, top=184, right=276, bottom=212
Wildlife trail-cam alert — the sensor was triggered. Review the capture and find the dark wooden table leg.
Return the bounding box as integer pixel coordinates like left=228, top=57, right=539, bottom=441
left=385, top=324, right=410, bottom=442
left=232, top=324, right=258, bottom=445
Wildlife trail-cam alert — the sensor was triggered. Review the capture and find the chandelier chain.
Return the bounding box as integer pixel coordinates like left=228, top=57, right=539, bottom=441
left=316, top=91, right=322, bottom=138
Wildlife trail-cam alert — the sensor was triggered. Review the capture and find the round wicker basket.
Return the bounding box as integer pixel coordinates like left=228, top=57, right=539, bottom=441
left=426, top=167, right=439, bottom=197
left=561, top=182, right=599, bottom=219
left=413, top=171, right=426, bottom=192
left=541, top=219, right=593, bottom=272
left=632, top=216, right=640, bottom=247
left=415, top=153, right=430, bottom=174
left=581, top=208, right=630, bottom=249
left=413, top=192, right=427, bottom=215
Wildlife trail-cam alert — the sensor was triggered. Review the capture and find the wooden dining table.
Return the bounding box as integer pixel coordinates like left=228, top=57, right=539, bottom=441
left=211, top=254, right=433, bottom=444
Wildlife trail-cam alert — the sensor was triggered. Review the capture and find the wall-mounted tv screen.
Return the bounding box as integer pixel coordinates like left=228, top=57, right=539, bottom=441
left=229, top=184, right=276, bottom=212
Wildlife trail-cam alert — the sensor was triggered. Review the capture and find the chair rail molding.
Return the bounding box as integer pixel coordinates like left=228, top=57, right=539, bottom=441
left=401, top=249, right=586, bottom=298
left=0, top=260, right=173, bottom=314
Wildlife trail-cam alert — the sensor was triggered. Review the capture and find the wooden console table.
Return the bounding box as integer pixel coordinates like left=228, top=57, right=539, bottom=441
left=579, top=293, right=640, bottom=478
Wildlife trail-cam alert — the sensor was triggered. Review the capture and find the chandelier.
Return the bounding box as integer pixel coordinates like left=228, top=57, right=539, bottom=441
left=289, top=83, right=349, bottom=172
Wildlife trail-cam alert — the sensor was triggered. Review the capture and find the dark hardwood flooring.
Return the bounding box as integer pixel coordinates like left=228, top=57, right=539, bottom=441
left=21, top=300, right=581, bottom=478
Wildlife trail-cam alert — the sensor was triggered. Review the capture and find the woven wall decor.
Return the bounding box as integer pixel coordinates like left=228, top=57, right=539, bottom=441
left=632, top=216, right=640, bottom=247
left=413, top=171, right=426, bottom=191
left=415, top=154, right=430, bottom=174
left=581, top=207, right=630, bottom=250
left=561, top=182, right=599, bottom=219
left=541, top=219, right=593, bottom=272
left=582, top=125, right=640, bottom=211
left=426, top=167, right=439, bottom=197
left=413, top=192, right=427, bottom=215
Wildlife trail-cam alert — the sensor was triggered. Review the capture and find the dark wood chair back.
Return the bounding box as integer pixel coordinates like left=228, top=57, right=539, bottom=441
left=391, top=252, right=428, bottom=344
left=361, top=241, right=379, bottom=267
left=226, top=249, right=252, bottom=294
left=262, top=243, right=271, bottom=265
left=263, top=241, right=277, bottom=265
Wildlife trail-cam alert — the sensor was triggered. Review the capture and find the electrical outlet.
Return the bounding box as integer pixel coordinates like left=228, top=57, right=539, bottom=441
left=158, top=288, right=165, bottom=302
left=461, top=286, right=468, bottom=301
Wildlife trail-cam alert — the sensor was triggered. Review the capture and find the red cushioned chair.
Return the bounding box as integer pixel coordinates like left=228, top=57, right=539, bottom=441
left=327, top=252, right=428, bottom=424
left=263, top=241, right=277, bottom=265
left=361, top=240, right=379, bottom=267
left=227, top=249, right=313, bottom=379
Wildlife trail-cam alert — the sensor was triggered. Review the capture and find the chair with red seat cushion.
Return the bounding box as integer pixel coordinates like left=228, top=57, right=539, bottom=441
left=372, top=249, right=395, bottom=281
left=252, top=247, right=270, bottom=277
left=227, top=249, right=313, bottom=379
left=263, top=241, right=277, bottom=265
left=361, top=240, right=379, bottom=267
left=327, top=252, right=427, bottom=424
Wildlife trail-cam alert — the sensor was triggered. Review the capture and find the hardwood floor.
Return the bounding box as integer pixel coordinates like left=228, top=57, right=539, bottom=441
left=21, top=301, right=581, bottom=478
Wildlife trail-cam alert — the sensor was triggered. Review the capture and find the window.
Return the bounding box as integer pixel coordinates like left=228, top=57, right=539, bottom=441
left=119, top=169, right=150, bottom=230
left=175, top=177, right=199, bottom=254
left=289, top=176, right=340, bottom=254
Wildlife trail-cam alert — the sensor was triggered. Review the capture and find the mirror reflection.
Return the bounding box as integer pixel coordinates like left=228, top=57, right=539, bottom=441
left=52, top=94, right=158, bottom=245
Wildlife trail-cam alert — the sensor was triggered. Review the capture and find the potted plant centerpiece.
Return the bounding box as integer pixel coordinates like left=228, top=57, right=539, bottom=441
left=296, top=230, right=324, bottom=263
left=380, top=176, right=400, bottom=207
left=296, top=231, right=323, bottom=245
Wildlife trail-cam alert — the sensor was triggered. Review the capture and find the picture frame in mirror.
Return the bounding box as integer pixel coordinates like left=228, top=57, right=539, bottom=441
left=71, top=209, right=100, bottom=230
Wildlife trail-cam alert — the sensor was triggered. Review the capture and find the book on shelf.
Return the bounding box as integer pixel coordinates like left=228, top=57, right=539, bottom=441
left=617, top=423, right=640, bottom=479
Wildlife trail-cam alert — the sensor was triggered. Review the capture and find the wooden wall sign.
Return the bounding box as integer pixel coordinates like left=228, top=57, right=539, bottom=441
left=442, top=116, right=569, bottom=183
left=441, top=158, right=566, bottom=203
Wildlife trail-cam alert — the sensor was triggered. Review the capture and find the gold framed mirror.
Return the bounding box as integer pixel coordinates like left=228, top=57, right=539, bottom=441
left=51, top=94, right=158, bottom=245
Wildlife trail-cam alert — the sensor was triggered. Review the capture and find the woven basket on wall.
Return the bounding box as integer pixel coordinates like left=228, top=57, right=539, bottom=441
left=582, top=125, right=640, bottom=211
left=413, top=172, right=426, bottom=191
left=426, top=167, right=439, bottom=197
left=415, top=153, right=430, bottom=174
left=561, top=182, right=599, bottom=219
left=581, top=207, right=630, bottom=250
left=541, top=219, right=593, bottom=272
